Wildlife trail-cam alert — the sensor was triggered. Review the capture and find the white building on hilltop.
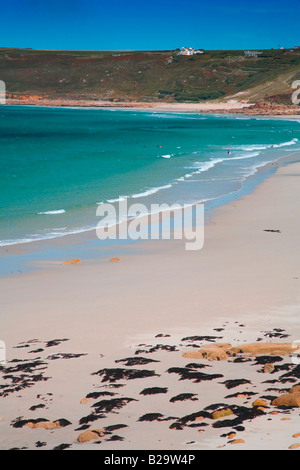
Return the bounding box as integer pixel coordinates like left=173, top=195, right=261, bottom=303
left=178, top=47, right=204, bottom=56
left=243, top=50, right=263, bottom=57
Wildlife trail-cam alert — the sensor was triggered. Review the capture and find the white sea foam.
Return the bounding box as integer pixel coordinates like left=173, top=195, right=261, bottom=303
left=131, top=184, right=173, bottom=198
left=272, top=138, right=298, bottom=148
left=230, top=138, right=298, bottom=152
left=38, top=209, right=66, bottom=215
left=178, top=151, right=262, bottom=183
left=107, top=196, right=127, bottom=203
left=195, top=158, right=224, bottom=172
left=226, top=151, right=261, bottom=161
left=149, top=112, right=206, bottom=120
left=0, top=225, right=95, bottom=247
left=243, top=161, right=272, bottom=178
left=233, top=145, right=269, bottom=151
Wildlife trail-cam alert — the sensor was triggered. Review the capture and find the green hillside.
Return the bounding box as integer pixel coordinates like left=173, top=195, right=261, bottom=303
left=1, top=48, right=300, bottom=103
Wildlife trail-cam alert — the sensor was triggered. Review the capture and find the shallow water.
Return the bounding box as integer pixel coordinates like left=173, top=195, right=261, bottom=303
left=0, top=106, right=299, bottom=246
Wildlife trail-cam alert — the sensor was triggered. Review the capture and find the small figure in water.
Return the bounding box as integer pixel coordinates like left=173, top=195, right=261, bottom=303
left=227, top=150, right=231, bottom=155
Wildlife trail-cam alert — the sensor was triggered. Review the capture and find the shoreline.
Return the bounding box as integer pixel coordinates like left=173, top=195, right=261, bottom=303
left=1, top=159, right=300, bottom=449
left=3, top=99, right=300, bottom=117
left=1, top=148, right=300, bottom=277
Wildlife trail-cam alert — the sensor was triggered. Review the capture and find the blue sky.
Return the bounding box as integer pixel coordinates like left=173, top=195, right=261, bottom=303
left=0, top=0, right=299, bottom=51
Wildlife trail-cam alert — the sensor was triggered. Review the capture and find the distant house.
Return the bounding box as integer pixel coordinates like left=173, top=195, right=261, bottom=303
left=178, top=47, right=204, bottom=56
left=244, top=50, right=263, bottom=57
left=294, top=46, right=300, bottom=49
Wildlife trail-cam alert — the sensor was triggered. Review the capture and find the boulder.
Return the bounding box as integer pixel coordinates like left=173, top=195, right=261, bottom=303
left=289, top=443, right=300, bottom=450
left=80, top=397, right=92, bottom=405
left=229, top=342, right=294, bottom=356
left=290, top=384, right=300, bottom=394
left=271, top=392, right=300, bottom=408
left=183, top=343, right=231, bottom=361
left=182, top=342, right=294, bottom=362
left=77, top=429, right=105, bottom=443
left=263, top=363, right=275, bottom=373
left=252, top=399, right=268, bottom=408
left=229, top=439, right=245, bottom=445
left=212, top=408, right=233, bottom=420
left=25, top=421, right=59, bottom=430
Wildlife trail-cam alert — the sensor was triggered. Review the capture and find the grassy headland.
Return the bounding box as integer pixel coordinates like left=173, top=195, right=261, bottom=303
left=1, top=47, right=300, bottom=105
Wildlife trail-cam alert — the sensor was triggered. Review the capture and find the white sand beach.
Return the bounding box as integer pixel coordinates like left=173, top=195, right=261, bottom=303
left=1, top=159, right=300, bottom=450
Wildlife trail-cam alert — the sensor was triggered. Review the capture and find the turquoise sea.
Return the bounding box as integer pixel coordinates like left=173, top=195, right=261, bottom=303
left=0, top=105, right=300, bottom=247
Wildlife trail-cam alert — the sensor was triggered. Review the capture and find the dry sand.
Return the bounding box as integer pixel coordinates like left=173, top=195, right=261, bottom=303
left=6, top=98, right=300, bottom=117
left=6, top=98, right=253, bottom=112
left=1, top=160, right=300, bottom=450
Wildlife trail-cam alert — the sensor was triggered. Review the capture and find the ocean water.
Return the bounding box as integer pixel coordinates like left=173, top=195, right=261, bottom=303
left=0, top=105, right=300, bottom=247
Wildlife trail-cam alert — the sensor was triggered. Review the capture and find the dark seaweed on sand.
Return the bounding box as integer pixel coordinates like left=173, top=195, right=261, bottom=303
left=212, top=405, right=265, bottom=428
left=75, top=424, right=90, bottom=431
left=92, top=397, right=137, bottom=414
left=187, top=422, right=208, bottom=428
left=0, top=357, right=51, bottom=397
left=181, top=335, right=222, bottom=342
left=232, top=357, right=252, bottom=363
left=170, top=410, right=211, bottom=429
left=29, top=403, right=46, bottom=411
left=46, top=353, right=87, bottom=360
left=138, top=413, right=164, bottom=422
left=184, top=363, right=210, bottom=369
left=221, top=379, right=252, bottom=389
left=52, top=443, right=72, bottom=450
left=35, top=441, right=47, bottom=448
left=167, top=367, right=223, bottom=383
left=79, top=400, right=135, bottom=425
left=265, top=387, right=290, bottom=393
left=92, top=368, right=158, bottom=382
left=105, top=435, right=124, bottom=442
left=272, top=363, right=295, bottom=373
left=115, top=357, right=159, bottom=366
left=135, top=344, right=178, bottom=354
left=105, top=424, right=128, bottom=432
left=79, top=413, right=104, bottom=426
left=4, top=360, right=47, bottom=374
left=12, top=418, right=71, bottom=429
left=253, top=356, right=283, bottom=365
left=86, top=391, right=115, bottom=399
left=260, top=395, right=277, bottom=401
left=262, top=329, right=288, bottom=339
left=279, top=364, right=300, bottom=380
left=204, top=403, right=230, bottom=411
left=56, top=419, right=72, bottom=427
left=140, top=387, right=168, bottom=395
left=45, top=339, right=69, bottom=348
left=170, top=393, right=198, bottom=403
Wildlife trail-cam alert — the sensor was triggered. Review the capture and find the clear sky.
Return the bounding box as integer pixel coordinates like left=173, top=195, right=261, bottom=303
left=0, top=0, right=299, bottom=51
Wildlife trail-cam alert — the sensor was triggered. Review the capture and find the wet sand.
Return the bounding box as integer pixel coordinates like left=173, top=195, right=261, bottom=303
left=1, top=160, right=300, bottom=450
